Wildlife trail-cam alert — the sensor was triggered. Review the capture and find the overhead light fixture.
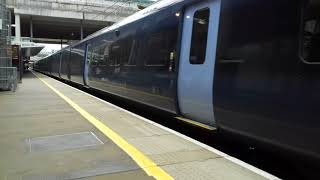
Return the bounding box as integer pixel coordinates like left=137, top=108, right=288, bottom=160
left=175, top=12, right=180, bottom=17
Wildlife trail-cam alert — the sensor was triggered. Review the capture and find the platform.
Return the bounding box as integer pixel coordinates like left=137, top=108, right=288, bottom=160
left=0, top=71, right=279, bottom=180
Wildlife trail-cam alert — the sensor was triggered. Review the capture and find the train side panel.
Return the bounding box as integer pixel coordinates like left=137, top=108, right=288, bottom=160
left=213, top=0, right=320, bottom=158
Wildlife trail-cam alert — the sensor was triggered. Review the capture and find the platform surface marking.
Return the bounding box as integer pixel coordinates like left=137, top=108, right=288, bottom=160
left=34, top=72, right=173, bottom=180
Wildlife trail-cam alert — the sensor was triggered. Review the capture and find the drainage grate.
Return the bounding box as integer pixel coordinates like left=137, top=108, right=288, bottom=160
left=27, top=132, right=104, bottom=152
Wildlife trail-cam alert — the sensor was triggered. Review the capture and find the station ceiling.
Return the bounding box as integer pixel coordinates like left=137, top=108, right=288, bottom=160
left=9, top=0, right=159, bottom=43
left=16, top=14, right=111, bottom=42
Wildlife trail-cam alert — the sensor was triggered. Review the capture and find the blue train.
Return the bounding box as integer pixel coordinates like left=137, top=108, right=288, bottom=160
left=34, top=0, right=320, bottom=160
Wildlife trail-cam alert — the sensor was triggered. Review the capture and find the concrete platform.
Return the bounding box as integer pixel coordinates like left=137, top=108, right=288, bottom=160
left=0, top=71, right=279, bottom=180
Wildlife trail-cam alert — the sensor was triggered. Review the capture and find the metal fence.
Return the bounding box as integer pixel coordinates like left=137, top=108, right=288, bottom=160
left=0, top=67, right=17, bottom=91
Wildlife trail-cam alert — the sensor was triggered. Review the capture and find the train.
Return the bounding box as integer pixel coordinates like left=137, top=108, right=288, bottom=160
left=34, top=0, right=320, bottom=160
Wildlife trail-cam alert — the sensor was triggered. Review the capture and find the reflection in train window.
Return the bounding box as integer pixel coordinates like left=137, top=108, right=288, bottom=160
left=103, top=45, right=110, bottom=65
left=190, top=8, right=210, bottom=64
left=146, top=33, right=168, bottom=66
left=120, top=38, right=133, bottom=66
left=93, top=46, right=105, bottom=66
left=125, top=40, right=137, bottom=66
left=110, top=44, right=121, bottom=66
left=301, top=0, right=320, bottom=63
left=87, top=44, right=93, bottom=65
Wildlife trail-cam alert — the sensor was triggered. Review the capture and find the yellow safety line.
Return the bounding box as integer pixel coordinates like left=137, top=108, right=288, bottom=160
left=33, top=72, right=173, bottom=180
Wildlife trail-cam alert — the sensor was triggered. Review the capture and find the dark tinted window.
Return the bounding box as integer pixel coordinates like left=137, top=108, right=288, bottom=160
left=86, top=44, right=92, bottom=65
left=190, top=8, right=210, bottom=64
left=88, top=45, right=97, bottom=66
left=301, top=0, right=320, bottom=63
left=118, top=38, right=132, bottom=66
left=110, top=43, right=121, bottom=66
left=146, top=32, right=168, bottom=66
left=94, top=45, right=106, bottom=66
left=125, top=39, right=137, bottom=66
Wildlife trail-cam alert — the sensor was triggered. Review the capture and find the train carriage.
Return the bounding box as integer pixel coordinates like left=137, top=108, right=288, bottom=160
left=34, top=0, right=320, bottom=160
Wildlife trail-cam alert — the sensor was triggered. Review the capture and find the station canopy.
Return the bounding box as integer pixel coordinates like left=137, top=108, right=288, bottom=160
left=135, top=0, right=158, bottom=7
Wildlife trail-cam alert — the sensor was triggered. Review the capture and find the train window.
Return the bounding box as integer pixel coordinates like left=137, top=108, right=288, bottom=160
left=103, top=45, right=110, bottom=65
left=190, top=8, right=210, bottom=64
left=301, top=0, right=320, bottom=63
left=117, top=38, right=132, bottom=66
left=146, top=33, right=168, bottom=66
left=87, top=45, right=93, bottom=64
left=92, top=45, right=106, bottom=66
left=91, top=50, right=99, bottom=66
left=110, top=44, right=121, bottom=66
left=125, top=40, right=137, bottom=66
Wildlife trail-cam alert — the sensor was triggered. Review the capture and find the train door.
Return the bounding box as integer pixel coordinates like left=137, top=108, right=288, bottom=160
left=83, top=43, right=90, bottom=86
left=177, top=0, right=221, bottom=126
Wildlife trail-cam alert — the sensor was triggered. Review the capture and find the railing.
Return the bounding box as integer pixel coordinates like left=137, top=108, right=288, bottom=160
left=0, top=67, right=18, bottom=92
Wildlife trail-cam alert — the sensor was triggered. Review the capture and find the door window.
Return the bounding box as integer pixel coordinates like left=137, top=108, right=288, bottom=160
left=190, top=8, right=210, bottom=64
left=301, top=0, right=320, bottom=63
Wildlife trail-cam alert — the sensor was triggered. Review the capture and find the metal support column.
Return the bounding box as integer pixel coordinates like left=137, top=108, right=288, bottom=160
left=80, top=20, right=83, bottom=40
left=80, top=12, right=85, bottom=40
left=30, top=16, right=33, bottom=42
left=14, top=13, right=20, bottom=43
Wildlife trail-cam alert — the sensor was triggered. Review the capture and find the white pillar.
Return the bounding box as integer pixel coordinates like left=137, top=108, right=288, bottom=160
left=80, top=20, right=83, bottom=40
left=15, top=13, right=21, bottom=43
left=81, top=12, right=85, bottom=40
left=30, top=16, right=33, bottom=41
